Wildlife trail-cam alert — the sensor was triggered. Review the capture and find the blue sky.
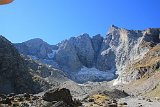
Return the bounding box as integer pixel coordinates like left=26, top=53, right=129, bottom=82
left=0, top=0, right=160, bottom=44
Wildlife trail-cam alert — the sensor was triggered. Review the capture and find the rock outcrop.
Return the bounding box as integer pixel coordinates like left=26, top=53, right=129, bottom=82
left=43, top=88, right=73, bottom=103
left=43, top=88, right=82, bottom=107
left=116, top=42, right=160, bottom=97
left=113, top=27, right=160, bottom=85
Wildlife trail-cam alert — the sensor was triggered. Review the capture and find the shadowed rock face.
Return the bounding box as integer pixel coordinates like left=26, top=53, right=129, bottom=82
left=0, top=36, right=49, bottom=94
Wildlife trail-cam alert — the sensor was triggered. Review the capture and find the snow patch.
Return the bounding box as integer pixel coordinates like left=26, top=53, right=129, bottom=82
left=48, top=50, right=57, bottom=59
left=74, top=67, right=117, bottom=83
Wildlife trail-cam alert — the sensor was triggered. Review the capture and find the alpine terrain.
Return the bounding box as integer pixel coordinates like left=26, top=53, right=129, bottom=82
left=0, top=25, right=160, bottom=107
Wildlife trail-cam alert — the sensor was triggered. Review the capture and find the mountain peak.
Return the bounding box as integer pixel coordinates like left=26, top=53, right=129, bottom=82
left=23, top=38, right=49, bottom=48
left=0, top=35, right=13, bottom=45
left=107, top=25, right=121, bottom=35
left=110, top=25, right=119, bottom=29
left=0, top=35, right=8, bottom=40
left=25, top=38, right=44, bottom=43
left=79, top=33, right=90, bottom=38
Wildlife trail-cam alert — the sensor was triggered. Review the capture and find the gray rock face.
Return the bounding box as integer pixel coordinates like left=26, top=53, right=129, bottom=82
left=55, top=40, right=82, bottom=73
left=91, top=34, right=104, bottom=65
left=15, top=38, right=58, bottom=59
left=112, top=27, right=160, bottom=85
left=108, top=25, right=145, bottom=71
left=96, top=47, right=116, bottom=71
left=15, top=26, right=160, bottom=84
left=55, top=33, right=111, bottom=72
left=70, top=33, right=95, bottom=68
left=54, top=33, right=117, bottom=82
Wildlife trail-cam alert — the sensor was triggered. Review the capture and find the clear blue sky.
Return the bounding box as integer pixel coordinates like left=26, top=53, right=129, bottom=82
left=0, top=0, right=160, bottom=44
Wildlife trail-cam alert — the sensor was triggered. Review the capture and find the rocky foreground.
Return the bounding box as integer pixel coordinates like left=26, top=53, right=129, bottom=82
left=0, top=85, right=160, bottom=107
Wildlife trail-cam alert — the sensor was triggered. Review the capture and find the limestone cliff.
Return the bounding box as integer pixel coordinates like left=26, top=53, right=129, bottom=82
left=15, top=26, right=160, bottom=84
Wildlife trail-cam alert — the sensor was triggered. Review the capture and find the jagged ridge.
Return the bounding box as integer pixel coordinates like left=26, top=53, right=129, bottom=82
left=14, top=26, right=160, bottom=84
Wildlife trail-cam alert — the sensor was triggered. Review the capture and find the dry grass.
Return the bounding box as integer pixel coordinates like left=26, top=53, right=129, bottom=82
left=134, top=56, right=160, bottom=68
left=145, top=70, right=160, bottom=98
left=145, top=83, right=160, bottom=98
left=133, top=44, right=160, bottom=68
left=149, top=44, right=160, bottom=52
left=89, top=94, right=109, bottom=105
left=126, top=45, right=160, bottom=71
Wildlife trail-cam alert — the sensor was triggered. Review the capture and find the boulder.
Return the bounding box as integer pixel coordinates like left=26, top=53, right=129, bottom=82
left=52, top=101, right=68, bottom=107
left=42, top=88, right=73, bottom=105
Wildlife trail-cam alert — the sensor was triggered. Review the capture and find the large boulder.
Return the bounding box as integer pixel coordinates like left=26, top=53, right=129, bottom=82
left=42, top=88, right=73, bottom=105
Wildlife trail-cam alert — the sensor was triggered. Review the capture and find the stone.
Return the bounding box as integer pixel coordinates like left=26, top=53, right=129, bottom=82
left=146, top=99, right=152, bottom=102
left=24, top=93, right=30, bottom=100
left=19, top=102, right=30, bottom=107
left=88, top=98, right=94, bottom=102
left=107, top=103, right=117, bottom=107
left=111, top=99, right=117, bottom=104
left=2, top=98, right=12, bottom=105
left=32, top=96, right=39, bottom=100
left=73, top=99, right=82, bottom=106
left=52, top=101, right=67, bottom=107
left=42, top=88, right=73, bottom=105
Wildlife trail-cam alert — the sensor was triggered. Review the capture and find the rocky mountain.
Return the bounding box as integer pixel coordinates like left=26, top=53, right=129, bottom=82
left=115, top=34, right=160, bottom=97
left=0, top=35, right=70, bottom=94
left=15, top=38, right=58, bottom=59
left=15, top=33, right=117, bottom=83
left=113, top=27, right=160, bottom=85
left=15, top=26, right=160, bottom=85
left=0, top=36, right=43, bottom=94
left=1, top=26, right=160, bottom=107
